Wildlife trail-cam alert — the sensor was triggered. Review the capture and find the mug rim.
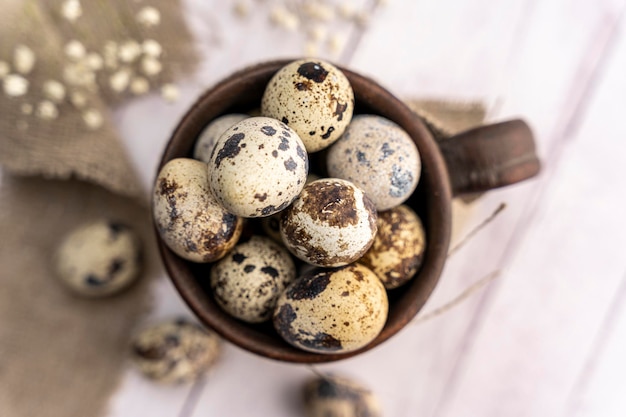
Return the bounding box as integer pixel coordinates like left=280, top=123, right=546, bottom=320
left=156, top=59, right=453, bottom=363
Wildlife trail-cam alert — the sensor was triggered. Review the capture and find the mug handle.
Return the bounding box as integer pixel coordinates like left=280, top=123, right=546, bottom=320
left=435, top=119, right=540, bottom=197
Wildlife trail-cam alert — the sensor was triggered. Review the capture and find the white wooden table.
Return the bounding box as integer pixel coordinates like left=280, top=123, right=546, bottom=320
left=108, top=0, right=626, bottom=416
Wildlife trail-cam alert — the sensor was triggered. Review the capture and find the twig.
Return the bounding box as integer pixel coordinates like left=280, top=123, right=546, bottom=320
left=447, top=203, right=507, bottom=258
left=412, top=270, right=500, bottom=325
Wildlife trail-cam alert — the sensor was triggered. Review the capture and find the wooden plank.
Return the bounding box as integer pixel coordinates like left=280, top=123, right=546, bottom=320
left=436, top=7, right=626, bottom=417
left=107, top=1, right=626, bottom=417
left=570, top=274, right=626, bottom=417
left=105, top=277, right=200, bottom=417
left=347, top=1, right=626, bottom=416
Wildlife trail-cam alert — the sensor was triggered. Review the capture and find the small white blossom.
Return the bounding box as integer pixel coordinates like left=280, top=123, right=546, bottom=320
left=36, top=100, right=59, bottom=120
left=136, top=7, right=161, bottom=27
left=43, top=80, right=67, bottom=103
left=140, top=57, right=162, bottom=76
left=82, top=109, right=103, bottom=130
left=118, top=41, right=142, bottom=63
left=14, top=45, right=36, bottom=74
left=161, top=83, right=179, bottom=102
left=65, top=40, right=86, bottom=60
left=308, top=25, right=327, bottom=42
left=142, top=39, right=162, bottom=57
left=63, top=62, right=95, bottom=87
left=85, top=53, right=103, bottom=71
left=305, top=42, right=319, bottom=57
left=130, top=77, right=150, bottom=95
left=0, top=61, right=10, bottom=79
left=3, top=74, right=29, bottom=97
left=270, top=6, right=300, bottom=31
left=338, top=2, right=356, bottom=19
left=109, top=69, right=131, bottom=93
left=328, top=33, right=346, bottom=55
left=70, top=91, right=87, bottom=108
left=61, top=0, right=82, bottom=22
left=301, top=2, right=335, bottom=22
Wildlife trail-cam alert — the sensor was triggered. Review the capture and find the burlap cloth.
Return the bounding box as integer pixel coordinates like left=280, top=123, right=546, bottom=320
left=0, top=3, right=486, bottom=414
left=0, top=1, right=197, bottom=417
left=0, top=176, right=161, bottom=417
left=0, top=0, right=197, bottom=200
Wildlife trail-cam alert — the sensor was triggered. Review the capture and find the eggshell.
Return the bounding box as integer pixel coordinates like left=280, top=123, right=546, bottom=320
left=326, top=114, right=421, bottom=210
left=261, top=59, right=354, bottom=153
left=280, top=178, right=377, bottom=267
left=153, top=158, right=243, bottom=263
left=209, top=117, right=309, bottom=218
left=360, top=205, right=426, bottom=289
left=273, top=263, right=388, bottom=353
left=260, top=173, right=320, bottom=243
left=54, top=220, right=142, bottom=297
left=210, top=236, right=296, bottom=323
left=193, top=113, right=248, bottom=163
left=131, top=319, right=221, bottom=384
left=303, top=375, right=382, bottom=417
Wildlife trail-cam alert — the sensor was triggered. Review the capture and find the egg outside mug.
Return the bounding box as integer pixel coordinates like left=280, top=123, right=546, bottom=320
left=156, top=60, right=540, bottom=363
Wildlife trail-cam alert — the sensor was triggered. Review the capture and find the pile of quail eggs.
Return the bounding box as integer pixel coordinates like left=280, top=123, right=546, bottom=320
left=153, top=59, right=426, bottom=355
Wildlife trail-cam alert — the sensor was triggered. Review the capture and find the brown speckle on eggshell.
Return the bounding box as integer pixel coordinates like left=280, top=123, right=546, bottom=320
left=193, top=113, right=249, bottom=164
left=153, top=158, right=243, bottom=263
left=273, top=263, right=388, bottom=354
left=131, top=319, right=221, bottom=384
left=280, top=178, right=377, bottom=267
left=210, top=236, right=296, bottom=323
left=303, top=374, right=383, bottom=417
left=261, top=59, right=354, bottom=153
left=326, top=114, right=421, bottom=211
left=209, top=117, right=309, bottom=218
left=54, top=220, right=142, bottom=297
left=360, top=205, right=426, bottom=289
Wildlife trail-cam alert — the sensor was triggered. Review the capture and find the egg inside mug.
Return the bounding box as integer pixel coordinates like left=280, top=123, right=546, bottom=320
left=156, top=60, right=452, bottom=363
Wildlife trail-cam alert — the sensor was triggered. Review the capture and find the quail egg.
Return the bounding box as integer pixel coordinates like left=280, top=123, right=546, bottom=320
left=261, top=59, right=354, bottom=153
left=360, top=205, right=426, bottom=289
left=273, top=263, right=388, bottom=354
left=209, top=117, right=309, bottom=218
left=193, top=113, right=248, bottom=163
left=131, top=318, right=221, bottom=384
left=326, top=114, right=421, bottom=211
left=54, top=220, right=142, bottom=297
left=303, top=374, right=382, bottom=417
left=210, top=236, right=296, bottom=323
left=280, top=178, right=377, bottom=267
left=153, top=158, right=243, bottom=263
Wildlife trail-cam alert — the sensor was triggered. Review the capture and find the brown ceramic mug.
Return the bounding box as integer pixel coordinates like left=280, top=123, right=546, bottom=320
left=156, top=60, right=540, bottom=363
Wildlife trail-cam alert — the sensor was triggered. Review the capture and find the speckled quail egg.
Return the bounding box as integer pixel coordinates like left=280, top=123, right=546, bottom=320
left=209, top=117, right=309, bottom=218
left=193, top=113, right=248, bottom=163
left=131, top=318, right=221, bottom=384
left=54, top=220, right=142, bottom=297
left=360, top=205, right=426, bottom=289
left=210, top=236, right=296, bottom=323
left=261, top=59, right=354, bottom=153
left=273, top=263, right=388, bottom=354
left=303, top=374, right=382, bottom=417
left=280, top=178, right=377, bottom=267
left=153, top=158, right=243, bottom=263
left=260, top=173, right=320, bottom=243
left=327, top=114, right=421, bottom=211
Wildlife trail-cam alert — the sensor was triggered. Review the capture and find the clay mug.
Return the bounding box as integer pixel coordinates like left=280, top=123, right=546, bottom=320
left=155, top=60, right=540, bottom=363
